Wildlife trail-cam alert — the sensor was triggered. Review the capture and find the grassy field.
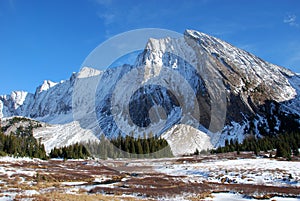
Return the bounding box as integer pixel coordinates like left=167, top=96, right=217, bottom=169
left=0, top=152, right=299, bottom=200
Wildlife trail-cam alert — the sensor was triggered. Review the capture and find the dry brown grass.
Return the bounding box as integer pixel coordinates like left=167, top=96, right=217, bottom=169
left=89, top=175, right=213, bottom=198
left=1, top=156, right=299, bottom=200
left=188, top=191, right=214, bottom=200
left=15, top=191, right=145, bottom=201
left=210, top=182, right=300, bottom=198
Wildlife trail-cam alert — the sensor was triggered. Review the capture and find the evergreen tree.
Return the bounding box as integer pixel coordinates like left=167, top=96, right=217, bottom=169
left=194, top=148, right=199, bottom=155
left=143, top=139, right=150, bottom=157
left=276, top=142, right=289, bottom=158
left=108, top=132, right=173, bottom=158
left=49, top=143, right=90, bottom=159
left=136, top=138, right=143, bottom=156
left=212, top=131, right=299, bottom=160
left=130, top=138, right=136, bottom=154
left=99, top=134, right=108, bottom=159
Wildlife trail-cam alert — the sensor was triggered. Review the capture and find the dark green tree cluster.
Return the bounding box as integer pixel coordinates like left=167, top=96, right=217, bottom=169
left=84, top=133, right=173, bottom=159
left=84, top=134, right=116, bottom=159
left=0, top=125, right=47, bottom=159
left=111, top=133, right=170, bottom=154
left=212, top=132, right=300, bottom=160
left=49, top=143, right=90, bottom=159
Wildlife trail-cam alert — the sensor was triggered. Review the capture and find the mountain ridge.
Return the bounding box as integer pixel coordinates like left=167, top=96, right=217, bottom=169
left=0, top=29, right=299, bottom=155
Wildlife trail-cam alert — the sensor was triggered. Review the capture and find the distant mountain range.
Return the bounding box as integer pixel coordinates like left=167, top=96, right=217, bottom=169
left=1, top=30, right=299, bottom=156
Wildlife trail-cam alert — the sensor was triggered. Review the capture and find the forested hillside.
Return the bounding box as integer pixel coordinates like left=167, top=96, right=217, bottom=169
left=0, top=117, right=47, bottom=159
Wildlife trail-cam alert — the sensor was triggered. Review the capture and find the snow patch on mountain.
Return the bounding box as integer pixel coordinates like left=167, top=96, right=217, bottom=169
left=35, top=113, right=74, bottom=125
left=217, top=121, right=248, bottom=147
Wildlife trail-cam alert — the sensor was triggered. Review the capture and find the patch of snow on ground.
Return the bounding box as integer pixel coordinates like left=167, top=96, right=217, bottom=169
left=23, top=190, right=40, bottom=196
left=0, top=156, right=39, bottom=162
left=61, top=182, right=87, bottom=186
left=157, top=158, right=300, bottom=187
left=204, top=193, right=300, bottom=201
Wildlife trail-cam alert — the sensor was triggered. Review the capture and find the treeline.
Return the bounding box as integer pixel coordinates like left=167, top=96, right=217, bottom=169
left=111, top=133, right=171, bottom=154
left=212, top=132, right=300, bottom=160
left=0, top=117, right=173, bottom=160
left=0, top=125, right=47, bottom=159
left=0, top=117, right=92, bottom=160
left=49, top=143, right=90, bottom=159
left=84, top=133, right=173, bottom=159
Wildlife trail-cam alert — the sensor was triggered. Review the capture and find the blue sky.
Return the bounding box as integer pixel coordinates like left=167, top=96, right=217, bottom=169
left=0, top=0, right=299, bottom=95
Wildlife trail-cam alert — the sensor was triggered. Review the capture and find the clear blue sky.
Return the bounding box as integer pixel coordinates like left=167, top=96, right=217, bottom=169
left=0, top=0, right=299, bottom=95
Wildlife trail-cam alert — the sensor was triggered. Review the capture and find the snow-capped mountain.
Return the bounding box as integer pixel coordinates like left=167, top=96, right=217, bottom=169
left=0, top=29, right=299, bottom=155
left=0, top=74, right=75, bottom=124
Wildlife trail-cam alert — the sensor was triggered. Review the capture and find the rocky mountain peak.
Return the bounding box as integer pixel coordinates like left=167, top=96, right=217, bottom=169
left=36, top=80, right=58, bottom=94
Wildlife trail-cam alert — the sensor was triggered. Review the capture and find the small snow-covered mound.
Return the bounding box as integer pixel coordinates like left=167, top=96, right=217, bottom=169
left=163, top=124, right=213, bottom=156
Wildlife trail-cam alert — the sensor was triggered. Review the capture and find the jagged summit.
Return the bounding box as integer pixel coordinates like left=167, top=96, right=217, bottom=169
left=36, top=80, right=58, bottom=93
left=5, top=91, right=28, bottom=110
left=77, top=66, right=101, bottom=78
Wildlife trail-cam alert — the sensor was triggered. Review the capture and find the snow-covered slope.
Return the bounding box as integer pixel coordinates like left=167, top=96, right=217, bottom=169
left=0, top=29, right=299, bottom=156
left=33, top=121, right=99, bottom=153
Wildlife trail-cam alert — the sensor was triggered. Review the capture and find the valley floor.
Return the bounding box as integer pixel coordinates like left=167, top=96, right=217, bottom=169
left=0, top=152, right=299, bottom=201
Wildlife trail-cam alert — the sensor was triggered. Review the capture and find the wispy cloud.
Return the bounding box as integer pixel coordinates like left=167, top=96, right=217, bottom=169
left=94, top=0, right=113, bottom=6
left=284, top=14, right=299, bottom=28
left=92, top=0, right=117, bottom=25
left=97, top=12, right=115, bottom=25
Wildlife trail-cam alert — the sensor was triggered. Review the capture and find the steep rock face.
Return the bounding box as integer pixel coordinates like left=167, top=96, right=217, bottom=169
left=190, top=30, right=299, bottom=145
left=138, top=30, right=297, bottom=116
left=0, top=29, right=299, bottom=155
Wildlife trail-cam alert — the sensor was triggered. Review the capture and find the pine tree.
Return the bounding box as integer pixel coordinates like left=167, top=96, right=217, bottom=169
left=99, top=134, right=108, bottom=159
left=124, top=136, right=130, bottom=153
left=276, top=142, right=291, bottom=159
left=143, top=139, right=150, bottom=156
left=136, top=138, right=143, bottom=156
left=130, top=138, right=136, bottom=155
